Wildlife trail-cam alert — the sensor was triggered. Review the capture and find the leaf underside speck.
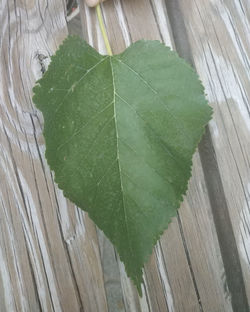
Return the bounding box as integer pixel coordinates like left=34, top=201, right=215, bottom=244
left=33, top=36, right=212, bottom=295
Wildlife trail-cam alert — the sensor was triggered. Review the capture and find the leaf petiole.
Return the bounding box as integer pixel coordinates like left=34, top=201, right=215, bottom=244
left=96, top=4, right=113, bottom=56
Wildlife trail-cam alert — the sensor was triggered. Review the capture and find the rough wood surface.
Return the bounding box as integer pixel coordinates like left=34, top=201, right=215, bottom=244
left=0, top=0, right=249, bottom=311
left=0, top=1, right=108, bottom=311
left=165, top=1, right=250, bottom=310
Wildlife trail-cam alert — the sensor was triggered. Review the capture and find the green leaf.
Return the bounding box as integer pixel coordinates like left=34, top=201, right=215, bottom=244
left=33, top=36, right=212, bottom=294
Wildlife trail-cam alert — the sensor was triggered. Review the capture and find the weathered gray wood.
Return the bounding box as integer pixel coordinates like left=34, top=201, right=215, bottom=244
left=0, top=0, right=249, bottom=311
left=165, top=0, right=250, bottom=310
left=0, top=1, right=108, bottom=311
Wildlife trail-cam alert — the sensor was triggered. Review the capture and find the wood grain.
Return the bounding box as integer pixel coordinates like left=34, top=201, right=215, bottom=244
left=0, top=1, right=108, bottom=311
left=0, top=0, right=249, bottom=311
left=166, top=0, right=250, bottom=310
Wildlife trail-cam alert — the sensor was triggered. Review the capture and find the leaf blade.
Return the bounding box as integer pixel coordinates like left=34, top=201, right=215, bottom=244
left=33, top=36, right=212, bottom=294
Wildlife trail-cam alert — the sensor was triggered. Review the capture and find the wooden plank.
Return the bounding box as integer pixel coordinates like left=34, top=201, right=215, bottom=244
left=77, top=1, right=234, bottom=311
left=0, top=0, right=245, bottom=311
left=78, top=4, right=135, bottom=312
left=167, top=0, right=250, bottom=310
left=0, top=1, right=108, bottom=311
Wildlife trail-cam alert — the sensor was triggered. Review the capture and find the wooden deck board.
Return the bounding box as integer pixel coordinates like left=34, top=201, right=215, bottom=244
left=166, top=0, right=250, bottom=310
left=0, top=1, right=108, bottom=311
left=0, top=0, right=249, bottom=311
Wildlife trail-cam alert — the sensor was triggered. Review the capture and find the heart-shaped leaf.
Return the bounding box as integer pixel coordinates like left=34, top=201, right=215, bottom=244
left=33, top=36, right=212, bottom=294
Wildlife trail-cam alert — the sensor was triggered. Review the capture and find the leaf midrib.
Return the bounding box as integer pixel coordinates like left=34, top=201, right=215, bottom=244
left=109, top=56, right=135, bottom=267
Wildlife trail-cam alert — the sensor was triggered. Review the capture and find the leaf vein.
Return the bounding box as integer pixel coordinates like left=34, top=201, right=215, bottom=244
left=115, top=92, right=184, bottom=170
left=48, top=56, right=109, bottom=123
left=56, top=100, right=114, bottom=151
left=119, top=137, right=175, bottom=189
left=96, top=158, right=119, bottom=186
left=115, top=58, right=191, bottom=141
left=110, top=57, right=134, bottom=259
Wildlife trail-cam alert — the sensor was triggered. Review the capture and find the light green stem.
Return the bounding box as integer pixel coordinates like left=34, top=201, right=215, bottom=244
left=96, top=4, right=113, bottom=56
